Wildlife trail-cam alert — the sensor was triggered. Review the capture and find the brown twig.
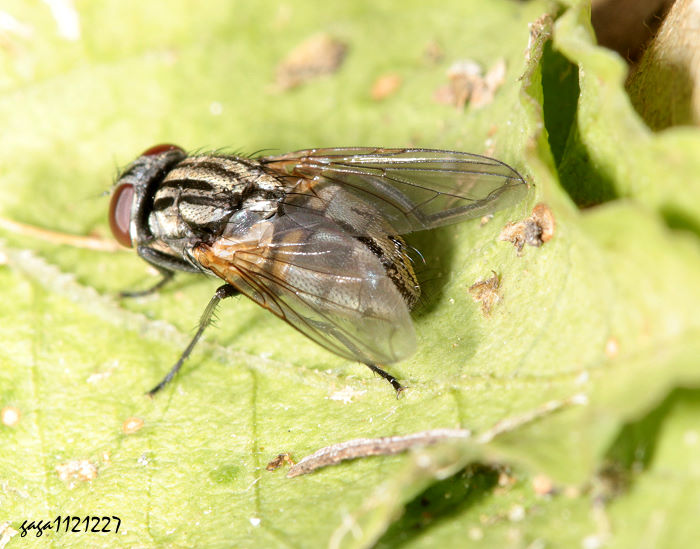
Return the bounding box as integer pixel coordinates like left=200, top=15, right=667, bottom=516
left=287, top=429, right=471, bottom=478
left=287, top=394, right=587, bottom=477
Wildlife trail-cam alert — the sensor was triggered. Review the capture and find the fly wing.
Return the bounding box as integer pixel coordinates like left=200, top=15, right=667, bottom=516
left=259, top=147, right=528, bottom=235
left=192, top=211, right=416, bottom=365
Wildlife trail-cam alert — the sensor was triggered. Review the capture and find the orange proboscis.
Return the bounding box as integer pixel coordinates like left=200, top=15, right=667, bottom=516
left=0, top=216, right=121, bottom=251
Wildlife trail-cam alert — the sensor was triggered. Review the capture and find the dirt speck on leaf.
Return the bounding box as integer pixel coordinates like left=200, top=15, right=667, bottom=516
left=532, top=473, right=555, bottom=496
left=122, top=416, right=144, bottom=434
left=433, top=58, right=506, bottom=108
left=469, top=272, right=501, bottom=315
left=604, top=337, right=620, bottom=358
left=56, top=459, right=98, bottom=486
left=500, top=203, right=555, bottom=252
left=266, top=453, right=295, bottom=471
left=276, top=33, right=347, bottom=90
left=480, top=213, right=494, bottom=226
left=371, top=73, right=402, bottom=100
left=423, top=40, right=444, bottom=64
left=1, top=406, right=20, bottom=427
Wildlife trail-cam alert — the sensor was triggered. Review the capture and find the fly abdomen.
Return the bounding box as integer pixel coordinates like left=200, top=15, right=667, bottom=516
left=355, top=234, right=420, bottom=309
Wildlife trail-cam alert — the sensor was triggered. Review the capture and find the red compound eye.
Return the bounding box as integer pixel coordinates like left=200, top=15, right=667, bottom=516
left=109, top=183, right=134, bottom=248
left=141, top=143, right=184, bottom=156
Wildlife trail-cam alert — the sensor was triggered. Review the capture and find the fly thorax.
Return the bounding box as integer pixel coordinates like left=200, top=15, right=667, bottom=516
left=238, top=171, right=286, bottom=218
left=147, top=156, right=252, bottom=245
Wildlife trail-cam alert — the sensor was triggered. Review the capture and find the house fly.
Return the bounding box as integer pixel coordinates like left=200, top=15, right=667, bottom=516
left=109, top=144, right=528, bottom=395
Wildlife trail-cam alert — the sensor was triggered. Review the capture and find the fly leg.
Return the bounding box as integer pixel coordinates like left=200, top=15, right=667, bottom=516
left=148, top=284, right=239, bottom=395
left=120, top=269, right=174, bottom=298
left=323, top=325, right=406, bottom=397
left=120, top=246, right=204, bottom=298
left=365, top=363, right=405, bottom=397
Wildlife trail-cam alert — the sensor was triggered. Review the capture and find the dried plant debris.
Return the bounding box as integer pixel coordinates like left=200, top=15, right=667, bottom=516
left=531, top=203, right=555, bottom=242
left=469, top=272, right=501, bottom=315
left=288, top=394, right=586, bottom=477
left=266, top=453, right=295, bottom=471
left=500, top=203, right=555, bottom=252
left=593, top=461, right=632, bottom=504
left=275, top=33, right=347, bottom=90
left=56, top=459, right=98, bottom=487
left=423, top=40, right=445, bottom=64
left=433, top=58, right=506, bottom=109
left=287, top=429, right=471, bottom=478
left=371, top=73, right=402, bottom=100
left=526, top=14, right=554, bottom=66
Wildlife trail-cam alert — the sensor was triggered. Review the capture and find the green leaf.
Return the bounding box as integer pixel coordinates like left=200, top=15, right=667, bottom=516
left=1, top=1, right=700, bottom=547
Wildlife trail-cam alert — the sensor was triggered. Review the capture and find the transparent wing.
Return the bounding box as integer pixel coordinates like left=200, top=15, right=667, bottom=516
left=193, top=212, right=416, bottom=365
left=259, top=147, right=528, bottom=235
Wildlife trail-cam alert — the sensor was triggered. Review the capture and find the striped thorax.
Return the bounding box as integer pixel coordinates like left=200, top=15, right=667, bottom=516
left=149, top=154, right=285, bottom=264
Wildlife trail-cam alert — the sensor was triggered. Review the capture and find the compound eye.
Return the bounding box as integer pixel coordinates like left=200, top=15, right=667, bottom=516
left=109, top=183, right=134, bottom=247
left=141, top=143, right=184, bottom=157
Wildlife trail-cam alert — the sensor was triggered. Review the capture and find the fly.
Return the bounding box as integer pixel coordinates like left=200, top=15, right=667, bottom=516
left=109, top=144, right=528, bottom=395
